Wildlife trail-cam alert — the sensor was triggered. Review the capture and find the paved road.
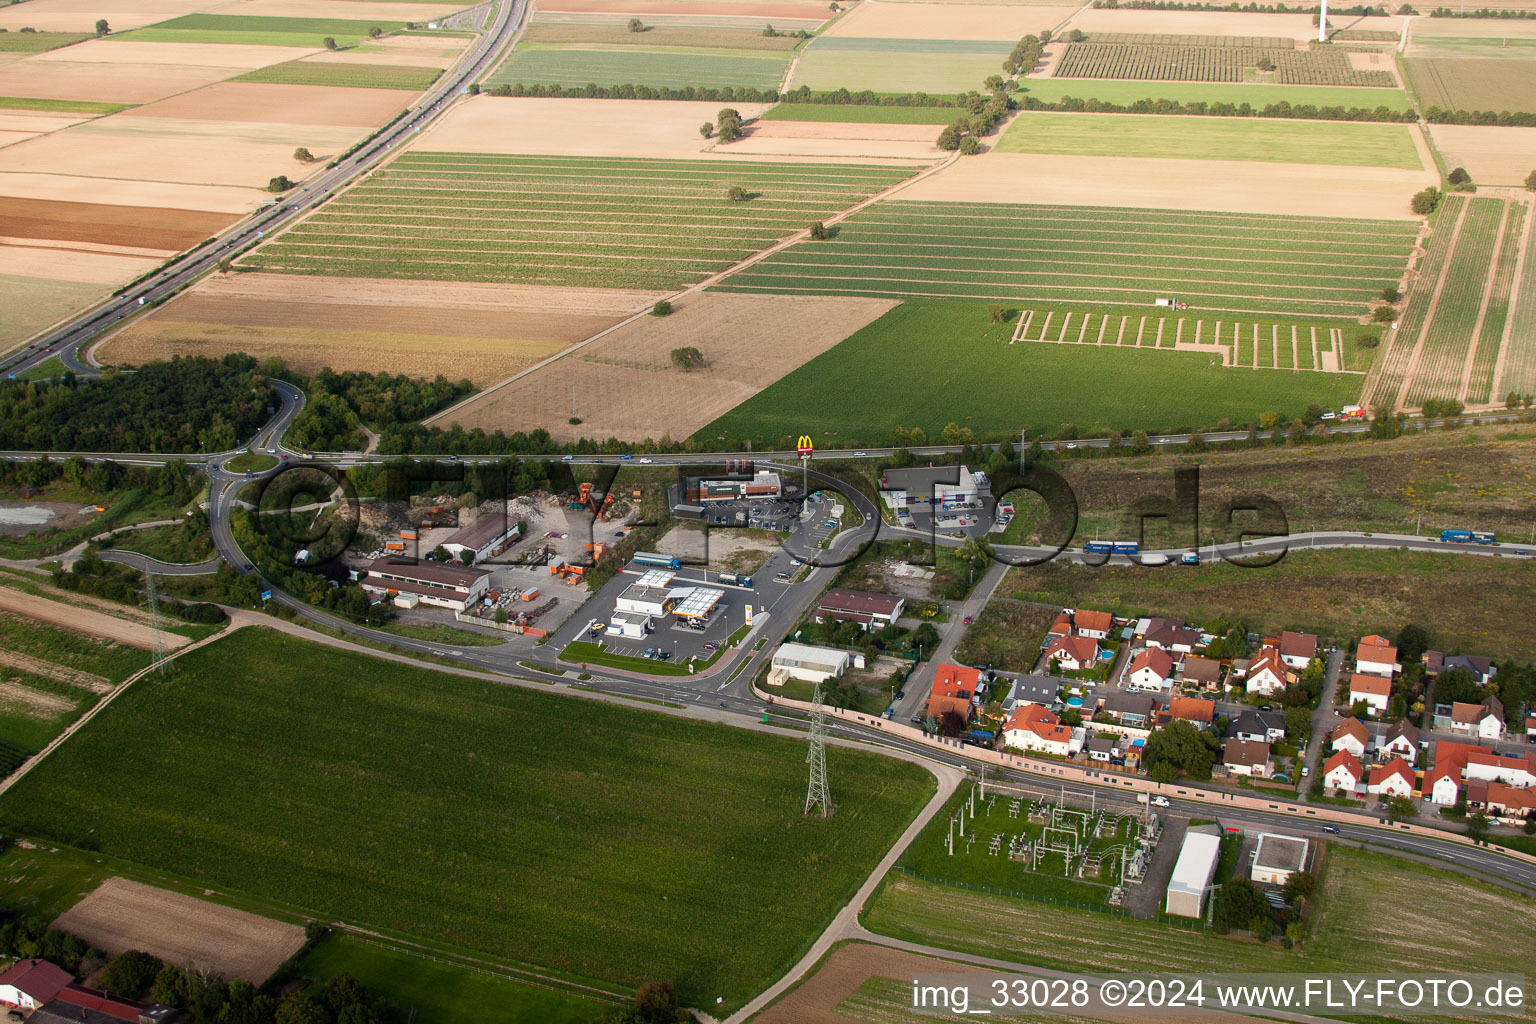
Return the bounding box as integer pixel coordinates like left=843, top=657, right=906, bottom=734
left=0, top=0, right=526, bottom=380
left=1300, top=648, right=1345, bottom=788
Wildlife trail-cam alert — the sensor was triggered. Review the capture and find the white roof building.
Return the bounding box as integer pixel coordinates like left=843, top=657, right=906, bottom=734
left=768, top=642, right=859, bottom=685
left=1165, top=829, right=1222, bottom=919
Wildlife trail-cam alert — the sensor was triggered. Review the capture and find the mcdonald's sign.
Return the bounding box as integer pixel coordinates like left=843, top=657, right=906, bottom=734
left=797, top=435, right=814, bottom=458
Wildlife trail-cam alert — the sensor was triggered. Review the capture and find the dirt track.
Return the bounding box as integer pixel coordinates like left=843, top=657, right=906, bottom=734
left=54, top=877, right=305, bottom=984
left=0, top=586, right=188, bottom=650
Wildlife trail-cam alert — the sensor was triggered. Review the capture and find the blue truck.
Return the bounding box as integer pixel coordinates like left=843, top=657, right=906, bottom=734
left=1084, top=541, right=1140, bottom=555
left=1440, top=530, right=1496, bottom=544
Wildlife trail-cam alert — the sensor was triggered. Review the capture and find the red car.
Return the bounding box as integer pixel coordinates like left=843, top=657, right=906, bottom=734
left=963, top=615, right=973, bottom=625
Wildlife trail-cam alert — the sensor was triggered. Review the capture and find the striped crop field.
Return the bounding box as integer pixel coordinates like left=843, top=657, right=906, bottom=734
left=1501, top=204, right=1536, bottom=401
left=1368, top=196, right=1530, bottom=409
left=1054, top=41, right=1396, bottom=87
left=716, top=202, right=1419, bottom=320
left=996, top=111, right=1422, bottom=168
left=484, top=45, right=790, bottom=91
left=233, top=61, right=442, bottom=90
left=245, top=154, right=916, bottom=290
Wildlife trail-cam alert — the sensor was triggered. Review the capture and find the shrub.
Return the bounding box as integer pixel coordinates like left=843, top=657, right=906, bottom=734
left=726, top=184, right=749, bottom=201
left=267, top=175, right=293, bottom=192
left=1448, top=166, right=1470, bottom=185
left=936, top=125, right=961, bottom=150
left=1526, top=168, right=1536, bottom=192
left=808, top=221, right=829, bottom=240
left=1410, top=185, right=1440, bottom=215
left=1371, top=305, right=1397, bottom=323
left=323, top=36, right=337, bottom=49
left=651, top=300, right=672, bottom=317
left=628, top=17, right=643, bottom=31
left=958, top=136, right=981, bottom=155
left=1380, top=285, right=1401, bottom=303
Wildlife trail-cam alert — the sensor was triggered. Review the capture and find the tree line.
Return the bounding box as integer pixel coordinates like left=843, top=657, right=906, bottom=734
left=487, top=81, right=781, bottom=103
left=0, top=355, right=274, bottom=454
left=1095, top=0, right=1393, bottom=12
left=1019, top=92, right=1416, bottom=122
left=282, top=365, right=473, bottom=453
left=1424, top=106, right=1536, bottom=126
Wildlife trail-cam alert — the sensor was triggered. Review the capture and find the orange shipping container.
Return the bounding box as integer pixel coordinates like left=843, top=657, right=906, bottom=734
left=521, top=587, right=540, bottom=601
left=400, top=529, right=418, bottom=540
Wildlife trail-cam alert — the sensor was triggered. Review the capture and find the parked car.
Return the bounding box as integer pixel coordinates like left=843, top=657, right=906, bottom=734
left=962, top=615, right=973, bottom=624
left=1301, top=766, right=1310, bottom=777
left=702, top=642, right=718, bottom=651
left=644, top=647, right=656, bottom=658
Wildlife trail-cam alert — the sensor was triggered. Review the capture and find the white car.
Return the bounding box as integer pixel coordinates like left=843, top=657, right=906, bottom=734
left=1320, top=411, right=1337, bottom=420
left=639, top=457, right=653, bottom=464
left=853, top=450, right=868, bottom=456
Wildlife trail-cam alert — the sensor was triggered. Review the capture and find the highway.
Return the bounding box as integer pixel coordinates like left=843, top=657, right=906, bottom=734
left=0, top=0, right=526, bottom=381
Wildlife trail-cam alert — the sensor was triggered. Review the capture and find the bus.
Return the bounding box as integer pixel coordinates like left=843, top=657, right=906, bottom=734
left=633, top=551, right=680, bottom=569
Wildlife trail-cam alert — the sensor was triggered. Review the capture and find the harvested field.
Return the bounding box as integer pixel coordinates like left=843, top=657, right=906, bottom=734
left=0, top=0, right=210, bottom=33
left=0, top=196, right=237, bottom=251
left=520, top=23, right=803, bottom=49
left=537, top=0, right=833, bottom=20
left=54, top=877, right=306, bottom=984
left=248, top=152, right=916, bottom=289
left=723, top=200, right=1418, bottom=319
left=113, top=13, right=406, bottom=49
left=0, top=247, right=160, bottom=282
left=121, top=80, right=411, bottom=126
left=892, top=152, right=1431, bottom=221
left=96, top=274, right=657, bottom=384
left=418, top=95, right=771, bottom=157
left=759, top=103, right=962, bottom=123
left=0, top=117, right=360, bottom=188
left=33, top=38, right=319, bottom=68
left=0, top=649, right=108, bottom=693
left=0, top=111, right=88, bottom=134
left=533, top=10, right=822, bottom=29
left=727, top=119, right=939, bottom=160
left=430, top=292, right=898, bottom=440
left=225, top=0, right=465, bottom=20
left=996, top=111, right=1422, bottom=169
left=0, top=172, right=262, bottom=213
left=1404, top=56, right=1536, bottom=112
left=486, top=44, right=790, bottom=90
left=0, top=275, right=112, bottom=348
left=1061, top=7, right=1338, bottom=42
left=1428, top=123, right=1536, bottom=185
left=1410, top=18, right=1536, bottom=38
left=0, top=587, right=187, bottom=650
left=0, top=59, right=240, bottom=104
left=233, top=59, right=443, bottom=88
left=820, top=2, right=1078, bottom=40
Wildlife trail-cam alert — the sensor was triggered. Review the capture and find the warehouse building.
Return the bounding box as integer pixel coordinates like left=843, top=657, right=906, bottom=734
left=768, top=642, right=861, bottom=686
left=361, top=558, right=492, bottom=612
left=815, top=588, right=904, bottom=630
left=440, top=511, right=521, bottom=563
left=1165, top=827, right=1222, bottom=918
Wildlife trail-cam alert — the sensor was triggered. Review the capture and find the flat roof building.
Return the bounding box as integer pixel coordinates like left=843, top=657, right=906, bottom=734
left=686, top=470, right=782, bottom=502
left=361, top=557, right=492, bottom=612
left=615, top=584, right=675, bottom=618
left=769, top=642, right=855, bottom=685
left=1165, top=828, right=1222, bottom=919
left=815, top=588, right=904, bottom=630
left=1251, top=833, right=1310, bottom=886
left=441, top=510, right=521, bottom=563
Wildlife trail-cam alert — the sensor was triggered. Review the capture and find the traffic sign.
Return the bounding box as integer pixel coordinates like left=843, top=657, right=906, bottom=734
left=797, top=435, right=813, bottom=459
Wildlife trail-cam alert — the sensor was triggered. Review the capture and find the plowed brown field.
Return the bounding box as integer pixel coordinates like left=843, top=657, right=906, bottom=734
left=54, top=877, right=305, bottom=984
left=432, top=292, right=898, bottom=441
left=0, top=196, right=236, bottom=251
left=0, top=587, right=187, bottom=650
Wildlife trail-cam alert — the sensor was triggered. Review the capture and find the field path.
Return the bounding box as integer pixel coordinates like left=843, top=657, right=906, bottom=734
left=1391, top=196, right=1470, bottom=410
left=427, top=147, right=962, bottom=427
left=1488, top=196, right=1534, bottom=403
left=1456, top=198, right=1509, bottom=403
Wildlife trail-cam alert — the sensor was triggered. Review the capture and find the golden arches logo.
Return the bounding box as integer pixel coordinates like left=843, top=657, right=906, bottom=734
left=797, top=435, right=814, bottom=454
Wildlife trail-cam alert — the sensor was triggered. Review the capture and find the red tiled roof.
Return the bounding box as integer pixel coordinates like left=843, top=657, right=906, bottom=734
left=1358, top=640, right=1398, bottom=666
left=0, top=960, right=72, bottom=1003
left=1324, top=749, right=1363, bottom=782
left=1369, top=757, right=1415, bottom=791
left=1349, top=674, right=1391, bottom=697
left=1168, top=695, right=1215, bottom=723
left=1074, top=609, right=1114, bottom=634
left=1005, top=704, right=1072, bottom=744
left=1129, top=647, right=1174, bottom=679
left=1331, top=718, right=1370, bottom=746
left=1044, top=635, right=1099, bottom=665
left=931, top=663, right=980, bottom=699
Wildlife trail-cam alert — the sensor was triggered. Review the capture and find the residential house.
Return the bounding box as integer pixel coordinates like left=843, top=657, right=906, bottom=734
left=1355, top=635, right=1400, bottom=677
left=1273, top=630, right=1319, bottom=670
left=1126, top=647, right=1176, bottom=692
left=1044, top=635, right=1100, bottom=673
left=1101, top=691, right=1159, bottom=729
left=1380, top=719, right=1421, bottom=765
left=1230, top=709, right=1286, bottom=744
left=1444, top=654, right=1497, bottom=684
left=1179, top=655, right=1223, bottom=689
left=1467, top=779, right=1536, bottom=821
left=1323, top=750, right=1364, bottom=793
left=1072, top=608, right=1115, bottom=640
left=1242, top=648, right=1288, bottom=697
left=1348, top=673, right=1392, bottom=715
left=1135, top=616, right=1182, bottom=637
left=1424, top=740, right=1536, bottom=805
left=815, top=588, right=904, bottom=631
left=1002, top=704, right=1083, bottom=757
left=1526, top=713, right=1536, bottom=740
left=54, top=983, right=177, bottom=1024
left=1223, top=737, right=1274, bottom=777
left=0, top=960, right=72, bottom=1011
left=1161, top=695, right=1216, bottom=730
left=1329, top=718, right=1370, bottom=759
left=1449, top=696, right=1505, bottom=740
left=1086, top=736, right=1118, bottom=762
left=1423, top=650, right=1445, bottom=676
left=1145, top=623, right=1201, bottom=654
left=926, top=663, right=980, bottom=723
left=1367, top=757, right=1415, bottom=798
left=1000, top=675, right=1060, bottom=712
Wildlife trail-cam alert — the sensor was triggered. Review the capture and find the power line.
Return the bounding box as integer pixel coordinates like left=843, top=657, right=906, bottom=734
left=804, top=684, right=830, bottom=817
left=144, top=568, right=169, bottom=677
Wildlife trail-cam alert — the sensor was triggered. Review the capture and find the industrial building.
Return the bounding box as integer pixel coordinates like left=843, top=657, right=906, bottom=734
left=615, top=584, right=676, bottom=618
left=685, top=469, right=782, bottom=502
left=607, top=610, right=652, bottom=639
left=879, top=465, right=989, bottom=510
left=440, top=511, right=521, bottom=563
left=768, top=642, right=859, bottom=685
left=1165, top=827, right=1222, bottom=918
left=814, top=588, right=904, bottom=630
left=361, top=557, right=492, bottom=612
left=1251, top=833, right=1310, bottom=885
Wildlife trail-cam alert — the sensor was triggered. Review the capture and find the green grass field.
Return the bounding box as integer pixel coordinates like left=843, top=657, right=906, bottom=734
left=719, top=201, right=1418, bottom=320
left=485, top=44, right=789, bottom=90
left=0, top=31, right=90, bottom=53
left=995, top=111, right=1422, bottom=168
left=0, top=628, right=935, bottom=1009
left=0, top=610, right=149, bottom=755
left=233, top=60, right=440, bottom=90
left=110, top=522, right=213, bottom=564
left=1404, top=56, right=1536, bottom=112
left=301, top=934, right=613, bottom=1024
left=0, top=96, right=126, bottom=114
left=1015, top=78, right=1414, bottom=112
left=695, top=302, right=1364, bottom=446
left=114, top=14, right=404, bottom=49
left=761, top=102, right=963, bottom=124
left=246, top=153, right=914, bottom=289
left=790, top=42, right=1003, bottom=95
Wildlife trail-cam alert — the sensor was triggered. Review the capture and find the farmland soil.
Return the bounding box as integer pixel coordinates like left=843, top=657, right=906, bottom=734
left=0, top=587, right=188, bottom=650
left=820, top=2, right=1078, bottom=40
left=0, top=196, right=237, bottom=252
left=121, top=81, right=412, bottom=126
